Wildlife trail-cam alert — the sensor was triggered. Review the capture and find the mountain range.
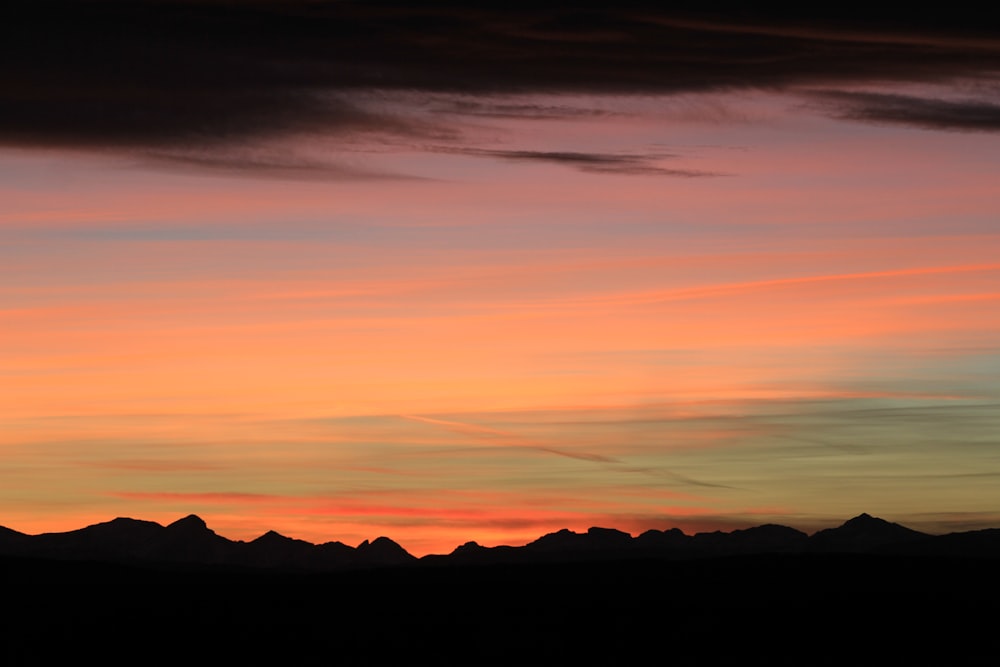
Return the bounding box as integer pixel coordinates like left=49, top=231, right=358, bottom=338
left=2, top=512, right=999, bottom=571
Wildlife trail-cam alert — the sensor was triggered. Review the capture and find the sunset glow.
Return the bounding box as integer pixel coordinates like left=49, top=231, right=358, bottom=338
left=3, top=4, right=1000, bottom=555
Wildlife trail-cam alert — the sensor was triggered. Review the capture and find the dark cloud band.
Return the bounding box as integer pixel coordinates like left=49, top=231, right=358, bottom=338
left=811, top=90, right=1000, bottom=132
left=3, top=2, right=999, bottom=150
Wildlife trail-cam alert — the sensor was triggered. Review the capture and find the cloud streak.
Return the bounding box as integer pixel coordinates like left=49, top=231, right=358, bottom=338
left=398, top=414, right=739, bottom=489
left=399, top=414, right=620, bottom=463
left=435, top=147, right=721, bottom=177
left=811, top=90, right=1000, bottom=132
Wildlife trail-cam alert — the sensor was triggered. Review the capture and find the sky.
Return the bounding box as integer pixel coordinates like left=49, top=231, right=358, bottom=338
left=3, top=1, right=1000, bottom=556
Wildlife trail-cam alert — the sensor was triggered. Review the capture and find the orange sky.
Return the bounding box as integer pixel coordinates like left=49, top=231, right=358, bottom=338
left=3, top=84, right=1000, bottom=555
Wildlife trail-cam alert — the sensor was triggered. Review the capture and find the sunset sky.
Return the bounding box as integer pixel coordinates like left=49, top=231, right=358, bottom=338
left=3, top=2, right=1000, bottom=556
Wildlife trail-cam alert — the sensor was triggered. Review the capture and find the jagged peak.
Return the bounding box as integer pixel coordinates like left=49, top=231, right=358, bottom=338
left=638, top=527, right=687, bottom=538
left=252, top=529, right=290, bottom=543
left=837, top=513, right=910, bottom=531
left=450, top=540, right=484, bottom=555
left=587, top=526, right=632, bottom=538
left=357, top=536, right=414, bottom=559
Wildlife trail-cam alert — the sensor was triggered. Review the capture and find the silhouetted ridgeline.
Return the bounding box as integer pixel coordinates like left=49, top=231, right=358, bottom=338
left=2, top=513, right=998, bottom=664
left=2, top=512, right=999, bottom=571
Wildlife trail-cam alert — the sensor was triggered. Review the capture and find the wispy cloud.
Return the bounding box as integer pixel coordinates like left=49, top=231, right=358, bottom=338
left=574, top=262, right=1000, bottom=307
left=433, top=147, right=721, bottom=176
left=810, top=90, right=1000, bottom=132
left=398, top=413, right=739, bottom=489
left=429, top=98, right=616, bottom=120
left=399, top=414, right=620, bottom=463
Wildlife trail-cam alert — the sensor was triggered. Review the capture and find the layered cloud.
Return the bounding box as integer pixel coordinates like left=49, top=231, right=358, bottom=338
left=3, top=1, right=999, bottom=166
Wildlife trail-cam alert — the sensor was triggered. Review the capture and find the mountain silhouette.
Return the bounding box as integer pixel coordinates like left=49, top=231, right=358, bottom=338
left=527, top=526, right=634, bottom=553
left=809, top=512, right=928, bottom=552
left=0, top=512, right=996, bottom=571
left=691, top=523, right=810, bottom=555
left=0, top=515, right=415, bottom=571
left=0, top=525, right=29, bottom=548
left=880, top=527, right=1000, bottom=558
left=355, top=536, right=416, bottom=566
left=244, top=530, right=325, bottom=569
left=634, top=527, right=689, bottom=549
left=26, top=517, right=165, bottom=562
left=152, top=514, right=236, bottom=564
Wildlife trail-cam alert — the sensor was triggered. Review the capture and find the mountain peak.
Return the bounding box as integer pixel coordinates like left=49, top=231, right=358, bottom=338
left=587, top=526, right=632, bottom=539
left=98, top=516, right=163, bottom=529
left=356, top=536, right=415, bottom=564
left=167, top=514, right=209, bottom=531
left=368, top=536, right=405, bottom=549
left=838, top=513, right=911, bottom=532
left=252, top=529, right=289, bottom=543
left=453, top=540, right=482, bottom=552
left=810, top=513, right=927, bottom=552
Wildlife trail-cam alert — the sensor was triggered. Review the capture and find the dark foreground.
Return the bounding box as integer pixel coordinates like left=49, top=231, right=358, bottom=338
left=2, top=553, right=997, bottom=665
